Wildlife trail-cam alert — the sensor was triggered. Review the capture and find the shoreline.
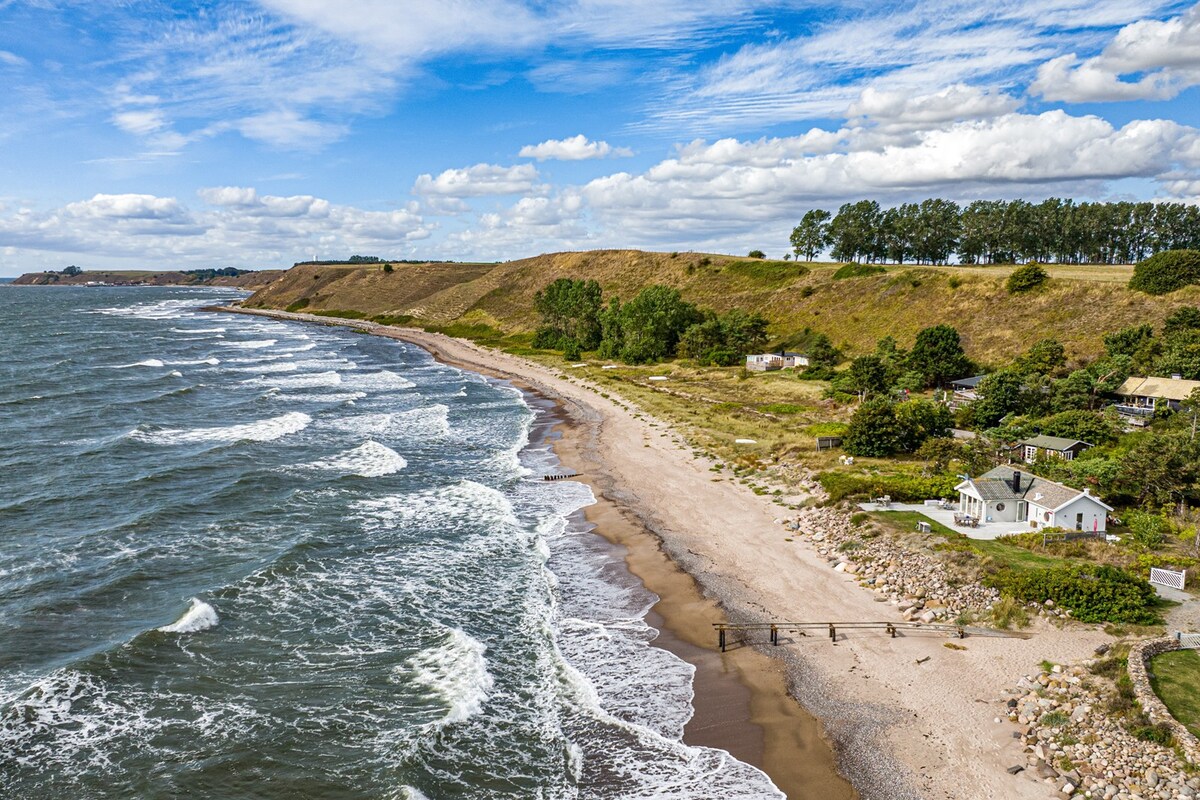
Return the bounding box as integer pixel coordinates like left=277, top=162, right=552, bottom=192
left=215, top=306, right=1112, bottom=800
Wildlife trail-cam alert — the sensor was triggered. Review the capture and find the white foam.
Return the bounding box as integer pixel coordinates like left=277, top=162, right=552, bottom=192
left=252, top=370, right=341, bottom=389
left=218, top=339, right=277, bottom=349
left=305, top=441, right=407, bottom=477
left=228, top=362, right=298, bottom=374
left=158, top=598, right=219, bottom=633
left=167, top=357, right=220, bottom=366
left=351, top=370, right=415, bottom=391
left=134, top=411, right=312, bottom=444
left=170, top=327, right=225, bottom=333
left=111, top=359, right=164, bottom=369
left=326, top=405, right=450, bottom=439
left=405, top=628, right=493, bottom=725
left=169, top=370, right=183, bottom=377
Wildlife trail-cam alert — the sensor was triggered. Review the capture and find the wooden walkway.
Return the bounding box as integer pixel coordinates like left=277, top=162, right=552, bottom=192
left=712, top=621, right=1028, bottom=651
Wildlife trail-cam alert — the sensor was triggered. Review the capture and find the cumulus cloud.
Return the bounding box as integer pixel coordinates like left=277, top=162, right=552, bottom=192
left=412, top=163, right=543, bottom=197
left=847, top=85, right=1021, bottom=132
left=0, top=190, right=429, bottom=266
left=1032, top=3, right=1200, bottom=101
left=518, top=134, right=632, bottom=160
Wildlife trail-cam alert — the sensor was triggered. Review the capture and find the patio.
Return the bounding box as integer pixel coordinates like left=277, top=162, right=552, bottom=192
left=857, top=501, right=1035, bottom=541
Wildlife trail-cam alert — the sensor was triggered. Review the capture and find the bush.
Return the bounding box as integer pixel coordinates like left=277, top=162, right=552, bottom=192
left=284, top=298, right=311, bottom=312
left=985, top=564, right=1160, bottom=624
left=816, top=471, right=960, bottom=503
left=382, top=263, right=394, bottom=273
left=1128, top=249, right=1200, bottom=295
left=1007, top=262, right=1049, bottom=293
left=748, top=249, right=766, bottom=258
left=833, top=263, right=887, bottom=280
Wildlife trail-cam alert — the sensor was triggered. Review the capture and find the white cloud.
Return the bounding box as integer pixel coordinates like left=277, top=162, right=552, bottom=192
left=0, top=50, right=28, bottom=67
left=0, top=190, right=430, bottom=266
left=111, top=109, right=167, bottom=136
left=235, top=110, right=347, bottom=150
left=847, top=84, right=1020, bottom=132
left=1032, top=3, right=1200, bottom=101
left=412, top=163, right=543, bottom=197
left=518, top=134, right=632, bottom=160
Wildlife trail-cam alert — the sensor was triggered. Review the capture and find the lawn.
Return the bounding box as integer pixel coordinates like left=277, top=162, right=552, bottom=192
left=871, top=510, right=1072, bottom=573
left=1149, top=649, right=1200, bottom=740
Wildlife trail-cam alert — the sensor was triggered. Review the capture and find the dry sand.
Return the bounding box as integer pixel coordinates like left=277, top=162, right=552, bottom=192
left=222, top=308, right=1113, bottom=799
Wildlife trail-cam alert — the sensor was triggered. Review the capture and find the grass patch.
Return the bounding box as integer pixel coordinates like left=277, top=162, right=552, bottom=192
left=871, top=510, right=1070, bottom=574
left=284, top=298, right=310, bottom=312
left=372, top=313, right=415, bottom=326
left=761, top=403, right=805, bottom=414
left=317, top=309, right=369, bottom=320
left=832, top=263, right=887, bottom=280
left=722, top=259, right=810, bottom=287
left=1150, top=649, right=1200, bottom=740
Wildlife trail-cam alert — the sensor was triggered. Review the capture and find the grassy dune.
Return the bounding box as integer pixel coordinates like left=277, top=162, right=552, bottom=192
left=243, top=250, right=1200, bottom=364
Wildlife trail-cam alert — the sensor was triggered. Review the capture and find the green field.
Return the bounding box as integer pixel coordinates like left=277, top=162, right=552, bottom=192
left=1149, top=649, right=1200, bottom=739
left=870, top=511, right=1070, bottom=573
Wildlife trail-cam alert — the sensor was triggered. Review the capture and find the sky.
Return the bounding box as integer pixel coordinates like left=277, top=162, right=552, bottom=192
left=1, top=0, right=1200, bottom=275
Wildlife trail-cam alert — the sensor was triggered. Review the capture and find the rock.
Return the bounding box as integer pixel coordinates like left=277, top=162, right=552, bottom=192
left=1146, top=769, right=1159, bottom=788
left=919, top=609, right=938, bottom=624
left=1060, top=780, right=1076, bottom=794
left=1007, top=765, right=1025, bottom=775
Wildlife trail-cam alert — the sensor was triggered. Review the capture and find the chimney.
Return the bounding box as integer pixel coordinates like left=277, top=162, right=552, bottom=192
left=1011, top=471, right=1021, bottom=493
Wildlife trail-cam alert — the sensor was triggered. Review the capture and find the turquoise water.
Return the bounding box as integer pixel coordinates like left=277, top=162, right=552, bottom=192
left=0, top=287, right=781, bottom=799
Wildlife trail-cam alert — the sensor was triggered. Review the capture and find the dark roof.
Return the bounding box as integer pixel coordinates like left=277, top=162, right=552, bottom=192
left=958, top=467, right=1111, bottom=511
left=1020, top=435, right=1091, bottom=451
left=951, top=375, right=986, bottom=389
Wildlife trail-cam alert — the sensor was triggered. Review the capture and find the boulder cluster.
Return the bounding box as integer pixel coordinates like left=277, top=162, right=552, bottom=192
left=1004, top=653, right=1198, bottom=798
left=787, top=506, right=1000, bottom=621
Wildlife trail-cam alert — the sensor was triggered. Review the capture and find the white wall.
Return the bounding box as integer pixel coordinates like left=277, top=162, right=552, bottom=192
left=1051, top=496, right=1107, bottom=533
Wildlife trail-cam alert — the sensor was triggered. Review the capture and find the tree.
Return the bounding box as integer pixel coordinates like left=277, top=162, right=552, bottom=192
left=973, top=370, right=1027, bottom=428
left=1154, top=330, right=1200, bottom=380
left=1006, top=262, right=1049, bottom=293
left=747, top=249, right=766, bottom=259
left=791, top=209, right=832, bottom=261
left=917, top=436, right=965, bottom=473
left=1126, top=510, right=1169, bottom=549
left=806, top=333, right=841, bottom=367
left=908, top=324, right=970, bottom=388
left=828, top=200, right=883, bottom=262
left=1115, top=432, right=1200, bottom=509
left=1038, top=409, right=1120, bottom=445
left=606, top=286, right=701, bottom=364
left=894, top=399, right=953, bottom=451
left=1014, top=338, right=1066, bottom=377
left=533, top=278, right=603, bottom=352
left=1163, top=306, right=1200, bottom=337
left=836, top=354, right=892, bottom=399
left=677, top=309, right=768, bottom=365
left=843, top=398, right=905, bottom=456
left=1103, top=324, right=1155, bottom=360
left=61, top=265, right=82, bottom=276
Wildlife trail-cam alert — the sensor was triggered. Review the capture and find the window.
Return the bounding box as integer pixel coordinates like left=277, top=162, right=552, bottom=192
left=1044, top=511, right=1052, bottom=522
left=995, top=503, right=1005, bottom=512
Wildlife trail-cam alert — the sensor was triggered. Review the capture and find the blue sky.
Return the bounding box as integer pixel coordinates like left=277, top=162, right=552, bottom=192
left=1, top=0, right=1200, bottom=274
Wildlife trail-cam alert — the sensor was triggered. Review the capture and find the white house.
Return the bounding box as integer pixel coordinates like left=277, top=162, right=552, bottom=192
left=745, top=351, right=810, bottom=371
left=954, top=467, right=1111, bottom=532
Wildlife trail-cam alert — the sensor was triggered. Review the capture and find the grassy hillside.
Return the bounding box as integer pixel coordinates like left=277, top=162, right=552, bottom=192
left=242, top=250, right=1200, bottom=364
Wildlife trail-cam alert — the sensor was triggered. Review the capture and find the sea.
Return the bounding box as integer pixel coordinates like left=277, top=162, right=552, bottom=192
left=0, top=286, right=783, bottom=799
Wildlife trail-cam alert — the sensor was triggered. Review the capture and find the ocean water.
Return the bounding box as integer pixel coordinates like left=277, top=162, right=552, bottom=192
left=0, top=287, right=783, bottom=799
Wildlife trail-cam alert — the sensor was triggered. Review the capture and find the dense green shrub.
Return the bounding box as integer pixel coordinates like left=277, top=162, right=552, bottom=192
left=832, top=262, right=887, bottom=280
left=985, top=565, right=1159, bottom=624
left=1006, top=262, right=1049, bottom=293
left=284, top=298, right=310, bottom=312
left=319, top=309, right=368, bottom=319
left=1128, top=250, right=1200, bottom=295
left=817, top=471, right=960, bottom=503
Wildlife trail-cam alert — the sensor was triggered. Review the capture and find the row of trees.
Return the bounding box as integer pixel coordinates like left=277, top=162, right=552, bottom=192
left=790, top=199, right=1200, bottom=265
left=532, top=279, right=771, bottom=364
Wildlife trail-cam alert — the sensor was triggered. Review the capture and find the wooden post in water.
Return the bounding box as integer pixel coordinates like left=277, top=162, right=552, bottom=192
left=718, top=628, right=726, bottom=652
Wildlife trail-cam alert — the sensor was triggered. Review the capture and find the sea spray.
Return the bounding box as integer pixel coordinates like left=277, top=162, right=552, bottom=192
left=159, top=598, right=219, bottom=633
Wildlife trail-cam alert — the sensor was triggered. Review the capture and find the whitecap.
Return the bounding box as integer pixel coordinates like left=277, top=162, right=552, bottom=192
left=304, top=441, right=407, bottom=477
left=404, top=627, right=493, bottom=725
left=350, top=370, right=415, bottom=391
left=133, top=411, right=312, bottom=444
left=170, top=327, right=225, bottom=334
left=158, top=598, right=219, bottom=633
left=169, top=370, right=182, bottom=377
left=111, top=359, right=164, bottom=369
left=167, top=357, right=220, bottom=366
left=218, top=339, right=277, bottom=349
left=248, top=370, right=341, bottom=389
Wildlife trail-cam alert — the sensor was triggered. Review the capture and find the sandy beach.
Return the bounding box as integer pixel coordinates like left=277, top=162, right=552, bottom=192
left=220, top=307, right=1112, bottom=799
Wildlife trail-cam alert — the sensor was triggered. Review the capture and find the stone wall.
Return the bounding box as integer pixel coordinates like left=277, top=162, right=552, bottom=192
left=1129, top=637, right=1200, bottom=765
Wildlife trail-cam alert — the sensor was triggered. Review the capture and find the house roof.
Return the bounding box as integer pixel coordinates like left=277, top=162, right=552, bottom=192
left=951, top=375, right=987, bottom=389
left=1020, top=435, right=1091, bottom=451
left=1117, top=375, right=1200, bottom=402
left=955, top=467, right=1112, bottom=512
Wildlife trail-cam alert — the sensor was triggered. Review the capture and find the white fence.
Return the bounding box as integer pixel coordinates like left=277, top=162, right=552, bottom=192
left=1150, top=567, right=1187, bottom=590
left=1177, top=632, right=1200, bottom=650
